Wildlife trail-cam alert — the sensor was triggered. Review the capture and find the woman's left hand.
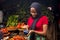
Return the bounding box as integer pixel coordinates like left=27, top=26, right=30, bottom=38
left=27, top=30, right=34, bottom=36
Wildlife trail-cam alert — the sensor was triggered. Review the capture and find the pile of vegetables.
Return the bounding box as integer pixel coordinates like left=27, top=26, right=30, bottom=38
left=6, top=15, right=19, bottom=27
left=9, top=35, right=25, bottom=40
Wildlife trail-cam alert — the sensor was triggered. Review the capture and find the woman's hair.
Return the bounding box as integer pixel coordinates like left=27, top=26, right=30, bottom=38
left=30, top=2, right=42, bottom=17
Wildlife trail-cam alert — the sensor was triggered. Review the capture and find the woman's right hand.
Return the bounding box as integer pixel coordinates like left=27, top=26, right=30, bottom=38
left=21, top=25, right=29, bottom=30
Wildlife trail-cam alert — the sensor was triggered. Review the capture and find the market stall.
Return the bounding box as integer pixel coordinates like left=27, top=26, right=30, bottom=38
left=0, top=15, right=29, bottom=40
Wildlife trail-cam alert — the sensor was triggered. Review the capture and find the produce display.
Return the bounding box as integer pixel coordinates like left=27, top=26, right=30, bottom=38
left=9, top=35, right=26, bottom=40
left=0, top=15, right=29, bottom=40
left=0, top=22, right=29, bottom=40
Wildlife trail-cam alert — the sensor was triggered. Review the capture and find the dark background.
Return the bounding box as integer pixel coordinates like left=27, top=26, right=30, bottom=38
left=0, top=0, right=58, bottom=23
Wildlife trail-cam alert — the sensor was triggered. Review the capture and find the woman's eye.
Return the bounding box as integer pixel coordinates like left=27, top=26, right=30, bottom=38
left=30, top=10, right=36, bottom=13
left=30, top=11, right=36, bottom=13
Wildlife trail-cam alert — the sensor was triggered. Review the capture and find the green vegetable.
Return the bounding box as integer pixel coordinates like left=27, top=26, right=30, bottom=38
left=6, top=15, right=19, bottom=27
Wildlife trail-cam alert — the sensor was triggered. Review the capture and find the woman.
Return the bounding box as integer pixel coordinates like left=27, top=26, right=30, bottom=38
left=26, top=2, right=49, bottom=40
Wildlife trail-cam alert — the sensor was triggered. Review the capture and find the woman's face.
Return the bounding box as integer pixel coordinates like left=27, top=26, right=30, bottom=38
left=30, top=7, right=37, bottom=17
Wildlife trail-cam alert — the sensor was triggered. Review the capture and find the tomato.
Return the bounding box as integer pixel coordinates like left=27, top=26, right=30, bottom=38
left=1, top=28, right=8, bottom=33
left=16, top=23, right=21, bottom=29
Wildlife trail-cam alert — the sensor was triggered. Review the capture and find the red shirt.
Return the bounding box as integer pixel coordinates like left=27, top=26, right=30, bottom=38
left=27, top=16, right=48, bottom=32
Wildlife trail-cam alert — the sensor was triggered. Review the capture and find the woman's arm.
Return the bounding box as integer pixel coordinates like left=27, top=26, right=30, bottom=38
left=34, top=24, right=48, bottom=36
left=27, top=24, right=48, bottom=36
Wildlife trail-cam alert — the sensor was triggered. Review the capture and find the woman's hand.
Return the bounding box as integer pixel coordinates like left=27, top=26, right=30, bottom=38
left=27, top=30, right=34, bottom=36
left=21, top=25, right=29, bottom=30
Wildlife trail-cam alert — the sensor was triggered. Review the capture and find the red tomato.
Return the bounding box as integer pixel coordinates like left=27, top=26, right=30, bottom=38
left=1, top=28, right=8, bottom=33
left=16, top=23, right=21, bottom=29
